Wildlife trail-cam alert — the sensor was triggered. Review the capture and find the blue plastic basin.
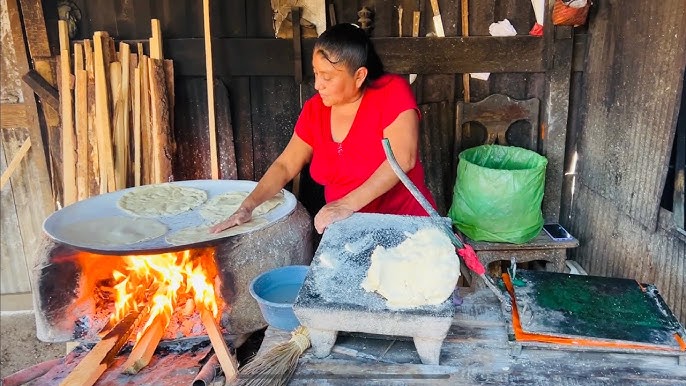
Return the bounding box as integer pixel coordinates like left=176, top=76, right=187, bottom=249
left=249, top=265, right=309, bottom=331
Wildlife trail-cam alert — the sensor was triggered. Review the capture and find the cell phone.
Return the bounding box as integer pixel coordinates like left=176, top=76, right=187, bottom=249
left=543, top=223, right=573, bottom=241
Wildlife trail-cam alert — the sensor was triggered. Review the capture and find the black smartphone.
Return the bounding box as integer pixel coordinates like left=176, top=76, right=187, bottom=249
left=543, top=223, right=573, bottom=241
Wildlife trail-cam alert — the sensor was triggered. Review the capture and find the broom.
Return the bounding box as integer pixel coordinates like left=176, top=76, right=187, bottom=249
left=231, top=326, right=310, bottom=386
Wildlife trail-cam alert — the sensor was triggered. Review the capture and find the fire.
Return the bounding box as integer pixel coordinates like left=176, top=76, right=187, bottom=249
left=75, top=247, right=222, bottom=341
left=111, top=249, right=221, bottom=336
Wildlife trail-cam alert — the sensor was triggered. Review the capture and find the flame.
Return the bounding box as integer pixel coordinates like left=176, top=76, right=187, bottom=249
left=100, top=248, right=221, bottom=338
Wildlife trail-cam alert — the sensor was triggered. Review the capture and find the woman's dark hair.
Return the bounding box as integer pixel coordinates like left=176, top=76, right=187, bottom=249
left=314, top=23, right=384, bottom=86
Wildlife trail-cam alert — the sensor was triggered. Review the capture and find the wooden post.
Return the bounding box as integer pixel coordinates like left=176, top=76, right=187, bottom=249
left=119, top=43, right=131, bottom=189
left=148, top=58, right=173, bottom=183
left=84, top=39, right=100, bottom=196
left=139, top=54, right=152, bottom=185
left=150, top=19, right=164, bottom=60
left=461, top=0, right=470, bottom=102
left=58, top=21, right=76, bottom=206
left=409, top=11, right=420, bottom=84
left=133, top=66, right=142, bottom=186
left=203, top=0, right=219, bottom=179
left=110, top=61, right=126, bottom=190
left=74, top=43, right=88, bottom=201
left=93, top=32, right=115, bottom=193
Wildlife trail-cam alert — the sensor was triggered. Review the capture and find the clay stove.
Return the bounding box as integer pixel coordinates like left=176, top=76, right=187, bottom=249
left=31, top=202, right=313, bottom=356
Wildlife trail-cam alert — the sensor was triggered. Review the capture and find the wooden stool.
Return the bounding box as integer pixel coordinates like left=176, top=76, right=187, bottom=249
left=465, top=229, right=579, bottom=288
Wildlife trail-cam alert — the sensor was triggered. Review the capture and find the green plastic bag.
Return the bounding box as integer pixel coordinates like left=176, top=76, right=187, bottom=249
left=448, top=145, right=548, bottom=244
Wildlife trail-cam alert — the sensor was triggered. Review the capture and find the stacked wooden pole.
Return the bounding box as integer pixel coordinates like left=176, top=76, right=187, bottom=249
left=57, top=19, right=175, bottom=205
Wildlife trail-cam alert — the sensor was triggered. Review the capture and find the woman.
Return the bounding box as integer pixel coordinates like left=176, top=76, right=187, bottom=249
left=211, top=23, right=435, bottom=235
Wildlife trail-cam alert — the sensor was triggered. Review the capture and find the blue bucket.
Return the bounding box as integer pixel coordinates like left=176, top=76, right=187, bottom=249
left=249, top=265, right=309, bottom=331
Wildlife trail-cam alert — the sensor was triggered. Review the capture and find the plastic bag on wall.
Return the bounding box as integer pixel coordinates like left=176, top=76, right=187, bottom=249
left=552, top=0, right=591, bottom=26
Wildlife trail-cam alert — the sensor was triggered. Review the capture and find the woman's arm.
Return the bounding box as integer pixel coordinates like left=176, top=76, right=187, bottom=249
left=210, top=133, right=313, bottom=233
left=313, top=109, right=419, bottom=233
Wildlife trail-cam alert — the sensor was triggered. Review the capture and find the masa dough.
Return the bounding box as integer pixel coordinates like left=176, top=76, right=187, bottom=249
left=60, top=216, right=168, bottom=247
left=361, top=227, right=460, bottom=309
left=165, top=218, right=269, bottom=246
left=200, top=191, right=285, bottom=224
left=118, top=184, right=208, bottom=217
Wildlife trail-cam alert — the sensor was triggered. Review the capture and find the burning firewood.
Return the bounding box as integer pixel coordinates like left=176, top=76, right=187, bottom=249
left=199, top=306, right=239, bottom=382
left=121, top=303, right=170, bottom=374
left=59, top=308, right=144, bottom=386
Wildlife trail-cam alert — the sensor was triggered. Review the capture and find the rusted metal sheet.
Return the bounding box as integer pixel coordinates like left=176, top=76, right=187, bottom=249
left=573, top=0, right=686, bottom=229
left=418, top=101, right=455, bottom=216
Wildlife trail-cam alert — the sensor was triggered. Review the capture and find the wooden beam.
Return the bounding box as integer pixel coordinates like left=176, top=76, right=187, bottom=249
left=461, top=0, right=470, bottom=103
left=84, top=39, right=101, bottom=197
left=93, top=32, right=115, bottom=193
left=199, top=308, right=238, bottom=382
left=17, top=0, right=59, bottom=125
left=0, top=103, right=28, bottom=128
left=21, top=70, right=60, bottom=112
left=76, top=34, right=579, bottom=76
left=148, top=58, right=173, bottom=183
left=0, top=137, right=31, bottom=190
left=110, top=61, right=126, bottom=190
left=59, top=20, right=76, bottom=206
left=119, top=43, right=131, bottom=189
left=74, top=43, right=88, bottom=201
left=133, top=66, right=142, bottom=186
left=203, top=0, right=219, bottom=180
left=163, top=36, right=546, bottom=77
left=139, top=54, right=152, bottom=185
left=150, top=19, right=163, bottom=60
left=6, top=0, right=54, bottom=234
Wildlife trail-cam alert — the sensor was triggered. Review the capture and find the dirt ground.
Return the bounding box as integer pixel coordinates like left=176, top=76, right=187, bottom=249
left=0, top=310, right=65, bottom=378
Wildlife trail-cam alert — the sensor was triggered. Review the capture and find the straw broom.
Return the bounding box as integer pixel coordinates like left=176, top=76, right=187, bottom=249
left=231, top=326, right=310, bottom=386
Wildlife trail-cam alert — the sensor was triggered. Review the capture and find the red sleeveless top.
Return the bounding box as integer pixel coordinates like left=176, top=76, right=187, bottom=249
left=294, top=73, right=436, bottom=216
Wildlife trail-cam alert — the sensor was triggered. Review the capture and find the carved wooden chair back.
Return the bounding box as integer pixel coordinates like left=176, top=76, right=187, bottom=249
left=455, top=93, right=540, bottom=152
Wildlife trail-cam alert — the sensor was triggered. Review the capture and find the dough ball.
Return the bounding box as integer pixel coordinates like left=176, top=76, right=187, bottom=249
left=361, top=227, right=460, bottom=309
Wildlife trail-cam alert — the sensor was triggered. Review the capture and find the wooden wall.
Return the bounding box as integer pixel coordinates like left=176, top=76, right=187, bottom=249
left=566, top=0, right=686, bottom=324
left=1, top=0, right=54, bottom=295
left=47, top=0, right=573, bottom=219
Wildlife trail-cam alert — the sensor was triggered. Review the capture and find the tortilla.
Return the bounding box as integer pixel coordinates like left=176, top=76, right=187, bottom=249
left=118, top=184, right=208, bottom=217
left=200, top=191, right=285, bottom=224
left=165, top=217, right=269, bottom=246
left=60, top=216, right=168, bottom=247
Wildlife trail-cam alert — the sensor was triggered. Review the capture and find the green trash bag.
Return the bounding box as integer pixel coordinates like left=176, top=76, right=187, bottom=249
left=448, top=144, right=548, bottom=244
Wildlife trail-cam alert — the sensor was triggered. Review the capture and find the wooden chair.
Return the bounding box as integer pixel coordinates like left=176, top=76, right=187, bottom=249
left=455, top=93, right=540, bottom=153
left=453, top=94, right=578, bottom=286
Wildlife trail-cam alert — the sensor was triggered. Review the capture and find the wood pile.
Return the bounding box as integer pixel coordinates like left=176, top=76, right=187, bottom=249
left=58, top=19, right=175, bottom=207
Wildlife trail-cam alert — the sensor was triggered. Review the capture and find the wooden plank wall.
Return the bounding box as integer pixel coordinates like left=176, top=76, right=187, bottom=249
left=52, top=0, right=571, bottom=220
left=59, top=0, right=564, bottom=219
left=1, top=0, right=54, bottom=295
left=568, top=0, right=686, bottom=324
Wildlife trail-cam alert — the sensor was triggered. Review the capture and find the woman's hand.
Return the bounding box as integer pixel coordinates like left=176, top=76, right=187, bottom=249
left=209, top=207, right=252, bottom=234
left=314, top=201, right=355, bottom=234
